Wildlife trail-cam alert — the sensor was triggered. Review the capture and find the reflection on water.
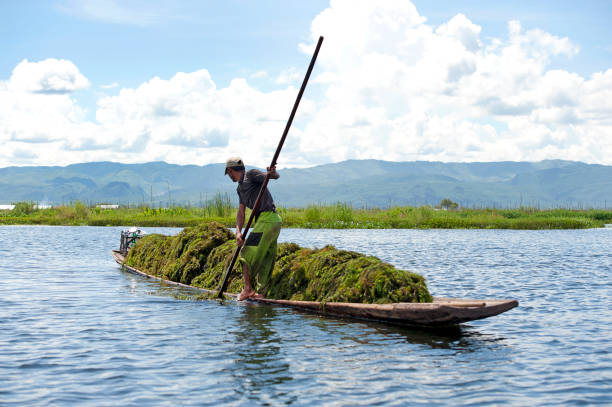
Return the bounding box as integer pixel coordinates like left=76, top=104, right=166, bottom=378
left=290, top=308, right=472, bottom=349
left=230, top=304, right=295, bottom=405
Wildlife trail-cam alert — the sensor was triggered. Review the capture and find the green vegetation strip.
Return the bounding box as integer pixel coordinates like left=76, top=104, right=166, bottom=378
left=125, top=222, right=433, bottom=304
left=1, top=201, right=611, bottom=229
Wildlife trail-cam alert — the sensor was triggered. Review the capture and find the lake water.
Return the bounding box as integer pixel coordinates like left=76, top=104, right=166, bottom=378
left=0, top=226, right=610, bottom=406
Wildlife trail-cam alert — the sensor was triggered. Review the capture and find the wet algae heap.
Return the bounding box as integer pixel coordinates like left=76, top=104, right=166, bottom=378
left=125, top=222, right=433, bottom=304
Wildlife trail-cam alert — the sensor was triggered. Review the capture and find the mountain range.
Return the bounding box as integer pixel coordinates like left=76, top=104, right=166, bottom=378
left=0, top=160, right=610, bottom=209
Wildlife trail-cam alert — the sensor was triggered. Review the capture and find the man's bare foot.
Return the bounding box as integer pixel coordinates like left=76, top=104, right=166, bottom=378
left=238, top=288, right=255, bottom=301
left=237, top=289, right=264, bottom=301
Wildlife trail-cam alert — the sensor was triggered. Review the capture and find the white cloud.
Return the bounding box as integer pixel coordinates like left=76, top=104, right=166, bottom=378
left=9, top=58, right=89, bottom=94
left=0, top=59, right=90, bottom=164
left=1, top=0, right=611, bottom=168
left=275, top=67, right=301, bottom=85
left=293, top=0, right=609, bottom=165
left=436, top=13, right=482, bottom=53
left=100, top=82, right=119, bottom=89
left=0, top=57, right=312, bottom=167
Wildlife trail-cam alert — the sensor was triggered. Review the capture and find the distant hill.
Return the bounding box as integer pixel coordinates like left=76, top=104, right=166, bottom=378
left=0, top=159, right=610, bottom=209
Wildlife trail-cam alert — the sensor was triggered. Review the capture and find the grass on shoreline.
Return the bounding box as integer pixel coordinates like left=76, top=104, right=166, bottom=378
left=1, top=200, right=611, bottom=229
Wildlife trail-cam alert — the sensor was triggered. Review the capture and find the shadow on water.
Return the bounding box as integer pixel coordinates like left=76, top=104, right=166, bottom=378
left=229, top=303, right=296, bottom=405
left=373, top=321, right=508, bottom=352
left=281, top=306, right=509, bottom=353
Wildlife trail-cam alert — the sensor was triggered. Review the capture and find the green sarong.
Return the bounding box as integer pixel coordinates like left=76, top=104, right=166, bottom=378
left=240, top=211, right=282, bottom=294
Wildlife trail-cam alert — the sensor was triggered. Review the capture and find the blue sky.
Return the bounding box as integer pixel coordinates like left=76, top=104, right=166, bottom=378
left=2, top=1, right=331, bottom=92
left=1, top=0, right=611, bottom=167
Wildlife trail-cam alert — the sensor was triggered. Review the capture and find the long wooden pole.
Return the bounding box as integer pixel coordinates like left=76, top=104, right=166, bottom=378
left=217, top=36, right=324, bottom=298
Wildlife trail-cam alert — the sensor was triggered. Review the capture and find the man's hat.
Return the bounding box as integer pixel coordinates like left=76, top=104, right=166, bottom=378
left=224, top=156, right=244, bottom=174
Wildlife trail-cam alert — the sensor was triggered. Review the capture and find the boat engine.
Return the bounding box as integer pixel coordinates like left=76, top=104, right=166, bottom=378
left=119, top=227, right=146, bottom=254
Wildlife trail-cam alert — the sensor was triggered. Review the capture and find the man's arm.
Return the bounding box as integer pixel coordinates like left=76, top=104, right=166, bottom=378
left=236, top=203, right=246, bottom=246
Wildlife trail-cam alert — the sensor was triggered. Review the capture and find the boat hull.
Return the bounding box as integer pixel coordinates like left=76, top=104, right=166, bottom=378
left=112, top=250, right=518, bottom=327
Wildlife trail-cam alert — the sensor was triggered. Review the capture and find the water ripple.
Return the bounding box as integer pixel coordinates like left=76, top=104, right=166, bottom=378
left=0, top=226, right=610, bottom=406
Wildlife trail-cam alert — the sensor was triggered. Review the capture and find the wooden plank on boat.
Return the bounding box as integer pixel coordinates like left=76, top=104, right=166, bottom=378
left=111, top=250, right=518, bottom=327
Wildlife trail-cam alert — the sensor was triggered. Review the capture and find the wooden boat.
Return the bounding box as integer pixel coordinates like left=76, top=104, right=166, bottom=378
left=112, top=250, right=518, bottom=327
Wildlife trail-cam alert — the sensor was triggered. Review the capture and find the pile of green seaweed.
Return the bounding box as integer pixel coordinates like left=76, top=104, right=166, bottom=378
left=125, top=222, right=433, bottom=304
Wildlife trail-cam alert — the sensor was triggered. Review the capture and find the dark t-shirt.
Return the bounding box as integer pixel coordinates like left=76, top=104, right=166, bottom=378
left=237, top=169, right=276, bottom=212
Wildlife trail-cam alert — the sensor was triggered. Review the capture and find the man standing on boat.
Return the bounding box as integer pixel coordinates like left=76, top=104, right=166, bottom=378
left=224, top=157, right=282, bottom=301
